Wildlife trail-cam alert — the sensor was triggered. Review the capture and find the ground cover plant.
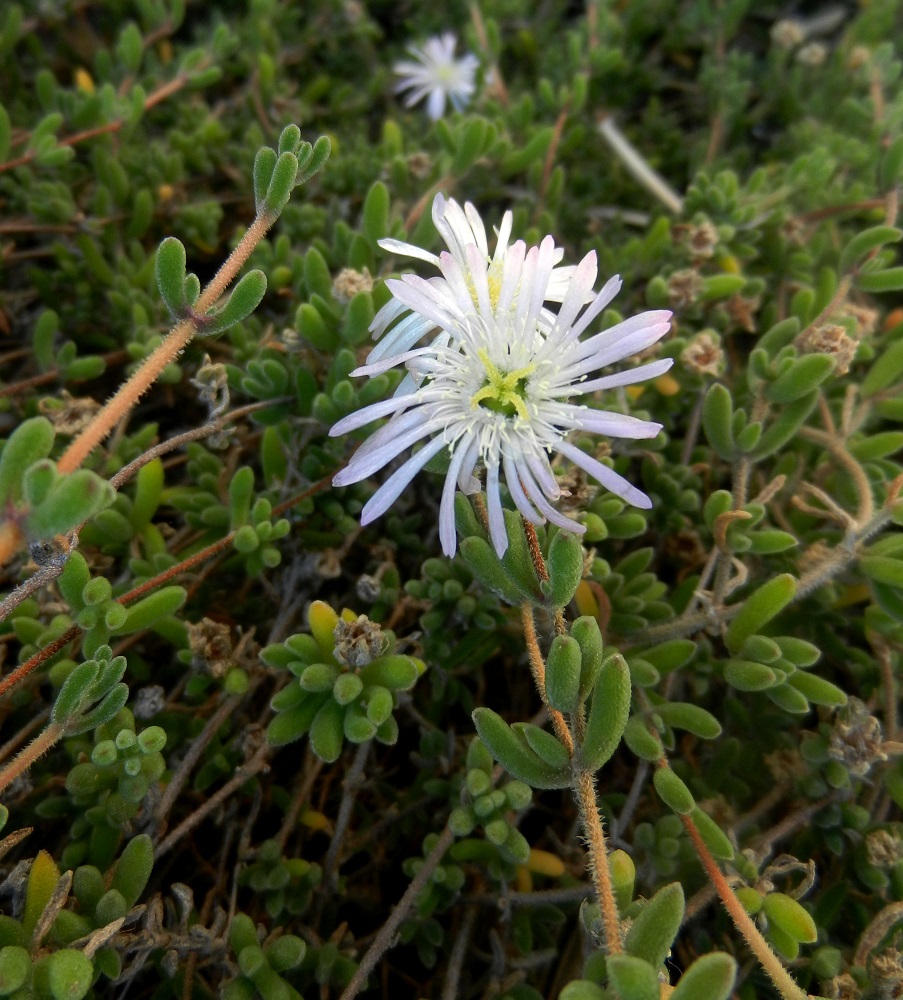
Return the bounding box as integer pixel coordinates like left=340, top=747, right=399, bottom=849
left=0, top=1, right=901, bottom=998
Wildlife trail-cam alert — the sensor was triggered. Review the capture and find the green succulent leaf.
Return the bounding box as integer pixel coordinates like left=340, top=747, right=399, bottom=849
left=202, top=270, right=267, bottom=336
left=547, top=530, right=584, bottom=607
left=263, top=150, right=300, bottom=217
left=118, top=586, right=187, bottom=634
left=459, top=536, right=527, bottom=605
left=110, top=834, right=153, bottom=908
left=472, top=708, right=571, bottom=789
left=579, top=653, right=632, bottom=773
left=724, top=575, right=797, bottom=654
left=761, top=892, right=817, bottom=944
left=253, top=146, right=278, bottom=212
left=513, top=722, right=571, bottom=770
left=702, top=384, right=734, bottom=460
left=653, top=766, right=696, bottom=814
left=26, top=470, right=115, bottom=539
left=622, top=715, right=664, bottom=762
left=309, top=698, right=346, bottom=763
left=155, top=236, right=188, bottom=317
left=0, top=945, right=30, bottom=993
left=653, top=702, right=721, bottom=739
left=624, top=881, right=685, bottom=970
left=606, top=955, right=660, bottom=1000
left=765, top=354, right=835, bottom=404
left=545, top=634, right=582, bottom=714
left=670, top=953, right=736, bottom=1000
left=839, top=224, right=901, bottom=271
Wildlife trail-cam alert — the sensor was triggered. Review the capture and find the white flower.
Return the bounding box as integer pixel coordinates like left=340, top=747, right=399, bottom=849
left=369, top=193, right=588, bottom=386
left=330, top=228, right=673, bottom=558
left=393, top=33, right=479, bottom=121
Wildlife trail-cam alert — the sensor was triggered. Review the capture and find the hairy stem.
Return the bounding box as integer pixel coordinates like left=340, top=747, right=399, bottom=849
left=0, top=721, right=63, bottom=795
left=57, top=212, right=275, bottom=475
left=680, top=809, right=807, bottom=1000
left=575, top=766, right=622, bottom=953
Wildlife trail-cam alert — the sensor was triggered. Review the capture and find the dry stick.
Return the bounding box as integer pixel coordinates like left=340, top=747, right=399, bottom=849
left=441, top=906, right=477, bottom=1000
left=679, top=805, right=807, bottom=1000
left=154, top=693, right=244, bottom=836
left=610, top=759, right=649, bottom=844
left=597, top=115, right=684, bottom=214
left=108, top=398, right=285, bottom=491
left=533, top=105, right=569, bottom=226
left=402, top=175, right=456, bottom=231
left=320, top=740, right=371, bottom=897
left=466, top=885, right=594, bottom=909
left=799, top=426, right=874, bottom=527
left=853, top=900, right=903, bottom=967
left=679, top=389, right=706, bottom=467
left=0, top=558, right=71, bottom=626
left=274, top=748, right=324, bottom=851
left=154, top=741, right=271, bottom=860
left=338, top=825, right=455, bottom=1000
left=57, top=213, right=274, bottom=477
left=870, top=633, right=898, bottom=742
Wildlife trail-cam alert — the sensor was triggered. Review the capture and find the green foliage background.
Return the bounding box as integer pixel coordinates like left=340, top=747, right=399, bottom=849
left=0, top=0, right=901, bottom=998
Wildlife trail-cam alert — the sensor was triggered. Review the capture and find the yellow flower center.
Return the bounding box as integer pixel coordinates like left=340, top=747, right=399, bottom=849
left=470, top=349, right=535, bottom=420
left=465, top=268, right=503, bottom=310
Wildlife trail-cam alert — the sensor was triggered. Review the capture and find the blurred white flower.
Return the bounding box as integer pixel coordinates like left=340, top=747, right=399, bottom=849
left=369, top=193, right=587, bottom=390
left=331, top=217, right=673, bottom=557
left=393, top=33, right=479, bottom=121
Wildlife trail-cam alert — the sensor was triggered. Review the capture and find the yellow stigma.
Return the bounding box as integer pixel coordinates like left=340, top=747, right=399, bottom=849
left=487, top=271, right=502, bottom=308
left=470, top=349, right=535, bottom=420
left=466, top=265, right=503, bottom=310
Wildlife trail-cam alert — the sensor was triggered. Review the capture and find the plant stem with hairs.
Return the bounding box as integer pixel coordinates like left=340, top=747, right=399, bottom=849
left=0, top=721, right=63, bottom=795
left=654, top=758, right=808, bottom=1000
left=520, top=540, right=623, bottom=954
left=57, top=212, right=275, bottom=476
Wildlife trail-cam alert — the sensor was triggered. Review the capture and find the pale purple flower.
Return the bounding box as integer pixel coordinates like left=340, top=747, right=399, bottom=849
left=330, top=211, right=673, bottom=558
left=393, top=33, right=479, bottom=121
left=369, top=193, right=587, bottom=391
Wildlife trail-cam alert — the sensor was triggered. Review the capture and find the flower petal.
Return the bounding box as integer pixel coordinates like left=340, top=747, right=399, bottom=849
left=556, top=439, right=652, bottom=508
left=361, top=436, right=448, bottom=523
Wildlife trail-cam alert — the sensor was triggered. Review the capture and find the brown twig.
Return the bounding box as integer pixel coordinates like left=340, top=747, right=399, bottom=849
left=0, top=72, right=196, bottom=175
left=0, top=478, right=334, bottom=703
left=338, top=825, right=455, bottom=1000
left=154, top=741, right=271, bottom=860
